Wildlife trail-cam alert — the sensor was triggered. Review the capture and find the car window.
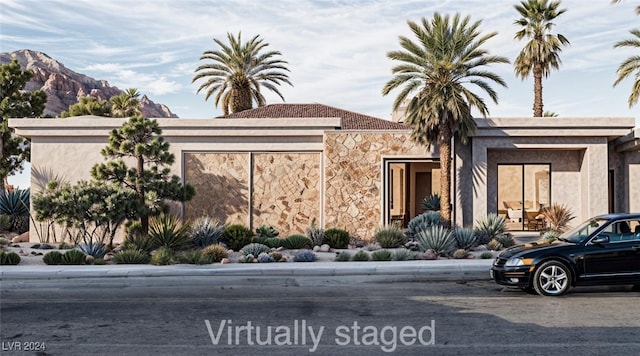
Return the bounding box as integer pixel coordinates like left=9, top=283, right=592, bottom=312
left=597, top=219, right=639, bottom=243
left=562, top=218, right=607, bottom=243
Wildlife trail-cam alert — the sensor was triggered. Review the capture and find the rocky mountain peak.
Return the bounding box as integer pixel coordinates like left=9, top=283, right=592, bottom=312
left=1, top=49, right=178, bottom=118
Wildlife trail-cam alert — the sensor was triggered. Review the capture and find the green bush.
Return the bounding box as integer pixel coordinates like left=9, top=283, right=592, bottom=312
left=305, top=218, right=324, bottom=247
left=452, top=227, right=478, bottom=250
left=322, top=228, right=350, bottom=249
left=416, top=226, right=454, bottom=256
left=0, top=188, right=30, bottom=233
left=263, top=237, right=284, bottom=248
left=391, top=249, right=418, bottom=261
left=77, top=242, right=107, bottom=258
left=60, top=249, right=87, bottom=265
left=480, top=251, right=495, bottom=259
left=474, top=213, right=507, bottom=245
left=282, top=234, right=311, bottom=249
left=0, top=237, right=10, bottom=245
left=255, top=224, right=279, bottom=239
left=334, top=252, right=351, bottom=261
left=240, top=243, right=271, bottom=257
left=352, top=250, right=370, bottom=261
left=486, top=239, right=503, bottom=251
left=406, top=212, right=442, bottom=240
left=114, top=249, right=151, bottom=264
left=0, top=214, right=12, bottom=231
left=293, top=250, right=316, bottom=262
left=149, top=213, right=193, bottom=251
left=375, top=224, right=407, bottom=248
left=151, top=247, right=175, bottom=265
left=0, top=250, right=21, bottom=265
left=495, top=234, right=516, bottom=248
left=452, top=248, right=469, bottom=259
left=421, top=193, right=441, bottom=212
left=122, top=233, right=156, bottom=253
left=43, top=251, right=63, bottom=265
left=177, top=250, right=211, bottom=265
left=58, top=242, right=73, bottom=250
left=191, top=216, right=224, bottom=248
left=202, top=244, right=228, bottom=263
left=222, top=224, right=254, bottom=251
left=371, top=249, right=392, bottom=261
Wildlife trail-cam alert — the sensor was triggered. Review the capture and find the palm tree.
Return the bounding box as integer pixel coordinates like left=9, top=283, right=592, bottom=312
left=382, top=13, right=509, bottom=226
left=192, top=32, right=292, bottom=116
left=110, top=88, right=141, bottom=118
left=614, top=29, right=640, bottom=107
left=513, top=0, right=570, bottom=117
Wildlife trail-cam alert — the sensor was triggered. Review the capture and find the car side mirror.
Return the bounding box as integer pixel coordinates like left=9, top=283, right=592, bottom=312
left=591, top=235, right=610, bottom=245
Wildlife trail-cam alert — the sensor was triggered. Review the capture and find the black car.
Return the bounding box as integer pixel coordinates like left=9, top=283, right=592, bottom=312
left=491, top=213, right=640, bottom=296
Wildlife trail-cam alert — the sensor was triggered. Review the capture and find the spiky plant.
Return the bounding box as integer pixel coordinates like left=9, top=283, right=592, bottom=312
left=282, top=234, right=311, bottom=249
left=392, top=249, right=419, bottom=261
left=452, top=227, right=478, bottom=250
left=322, top=228, right=350, bottom=249
left=406, top=212, right=442, bottom=240
left=191, top=216, right=225, bottom=248
left=480, top=251, right=495, bottom=259
left=495, top=233, right=516, bottom=248
left=0, top=250, right=21, bottom=265
left=375, top=224, right=407, bottom=248
left=176, top=250, right=210, bottom=265
left=114, top=249, right=151, bottom=264
left=371, top=249, right=392, bottom=261
left=60, top=249, right=87, bottom=265
left=335, top=252, right=352, bottom=261
left=421, top=193, right=441, bottom=212
left=352, top=250, right=370, bottom=261
left=202, top=244, right=228, bottom=263
left=257, top=252, right=275, bottom=263
left=263, top=237, right=284, bottom=248
left=240, top=243, right=271, bottom=256
left=77, top=242, right=108, bottom=258
left=452, top=248, right=469, bottom=259
left=474, top=213, right=507, bottom=245
left=151, top=246, right=175, bottom=266
left=255, top=224, right=279, bottom=239
left=149, top=213, right=192, bottom=251
left=122, top=233, right=156, bottom=253
left=486, top=239, right=503, bottom=251
left=541, top=203, right=575, bottom=234
left=305, top=218, right=324, bottom=247
left=0, top=188, right=30, bottom=233
left=43, top=251, right=63, bottom=265
left=415, top=225, right=455, bottom=256
left=293, top=250, right=316, bottom=262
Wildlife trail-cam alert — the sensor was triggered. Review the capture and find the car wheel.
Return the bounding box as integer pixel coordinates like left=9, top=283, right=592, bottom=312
left=533, top=261, right=572, bottom=296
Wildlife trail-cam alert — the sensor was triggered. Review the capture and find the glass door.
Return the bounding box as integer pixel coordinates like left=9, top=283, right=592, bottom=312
left=498, top=164, right=550, bottom=231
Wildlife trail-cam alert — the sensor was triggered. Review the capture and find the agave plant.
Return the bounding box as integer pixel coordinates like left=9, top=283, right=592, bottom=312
left=0, top=188, right=30, bottom=233
left=77, top=242, right=108, bottom=258
left=474, top=213, right=507, bottom=245
left=452, top=227, right=478, bottom=250
left=406, top=212, right=442, bottom=240
left=190, top=216, right=225, bottom=248
left=421, top=193, right=441, bottom=212
left=541, top=203, right=575, bottom=234
left=374, top=224, right=407, bottom=248
left=305, top=218, right=324, bottom=247
left=415, top=225, right=455, bottom=256
left=148, top=213, right=193, bottom=251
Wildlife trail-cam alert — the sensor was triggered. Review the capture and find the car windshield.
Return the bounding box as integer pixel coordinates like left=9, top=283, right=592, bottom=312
left=559, top=218, right=608, bottom=243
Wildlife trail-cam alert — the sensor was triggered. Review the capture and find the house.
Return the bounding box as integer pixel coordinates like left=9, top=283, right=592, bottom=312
left=9, top=104, right=639, bottom=242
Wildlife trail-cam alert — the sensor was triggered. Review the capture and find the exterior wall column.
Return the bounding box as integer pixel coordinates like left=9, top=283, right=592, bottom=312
left=582, top=143, right=609, bottom=218
left=471, top=138, right=488, bottom=222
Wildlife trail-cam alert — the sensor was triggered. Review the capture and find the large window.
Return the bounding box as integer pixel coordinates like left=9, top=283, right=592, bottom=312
left=497, top=164, right=550, bottom=231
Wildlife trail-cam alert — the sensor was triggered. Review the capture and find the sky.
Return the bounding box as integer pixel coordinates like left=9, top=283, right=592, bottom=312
left=1, top=0, right=640, bottom=187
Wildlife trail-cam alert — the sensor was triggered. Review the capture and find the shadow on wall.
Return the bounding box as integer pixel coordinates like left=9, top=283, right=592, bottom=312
left=31, top=165, right=69, bottom=191
left=456, top=158, right=487, bottom=227
left=185, top=157, right=258, bottom=224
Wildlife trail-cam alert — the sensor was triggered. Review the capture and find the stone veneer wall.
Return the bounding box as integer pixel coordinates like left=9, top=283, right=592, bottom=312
left=184, top=153, right=250, bottom=225
left=252, top=153, right=321, bottom=235
left=324, top=132, right=428, bottom=240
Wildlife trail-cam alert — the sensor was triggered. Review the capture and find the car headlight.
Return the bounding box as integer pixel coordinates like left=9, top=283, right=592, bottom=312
left=505, top=257, right=534, bottom=267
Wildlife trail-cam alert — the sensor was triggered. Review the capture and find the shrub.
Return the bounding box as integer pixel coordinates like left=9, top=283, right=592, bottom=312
left=202, top=244, right=228, bottom=263
left=283, top=234, right=312, bottom=249
left=151, top=247, right=175, bottom=265
left=364, top=243, right=381, bottom=251
left=240, top=243, right=271, bottom=256
left=371, top=249, right=392, bottom=261
left=542, top=230, right=560, bottom=242
left=452, top=249, right=469, bottom=259
left=58, top=242, right=73, bottom=250
left=122, top=233, right=156, bottom=253
left=0, top=215, right=11, bottom=231
left=416, top=226, right=454, bottom=256
left=542, top=203, right=575, bottom=234
left=406, top=212, right=442, bottom=240
left=257, top=252, right=275, bottom=263
left=293, top=250, right=316, bottom=262
left=43, top=251, right=63, bottom=265
left=114, top=249, right=151, bottom=264
left=149, top=213, right=193, bottom=251
left=255, top=224, right=279, bottom=239
left=495, top=234, right=516, bottom=248
left=60, top=249, right=87, bottom=265
left=352, top=250, right=370, bottom=261
left=306, top=218, right=324, bottom=247
left=0, top=237, right=9, bottom=245
left=177, top=250, right=211, bottom=265
left=375, top=224, right=407, bottom=248
left=392, top=249, right=418, bottom=261
left=486, top=239, right=503, bottom=251
left=452, top=227, right=478, bottom=250
left=263, top=237, right=284, bottom=248
left=322, top=228, right=350, bottom=249
left=335, top=252, right=352, bottom=261
left=191, top=216, right=225, bottom=248
left=0, top=250, right=20, bottom=265
left=474, top=213, right=507, bottom=245
left=222, top=224, right=254, bottom=251
left=0, top=188, right=30, bottom=233
left=480, top=251, right=495, bottom=259
left=77, top=242, right=108, bottom=258
left=421, top=193, right=441, bottom=212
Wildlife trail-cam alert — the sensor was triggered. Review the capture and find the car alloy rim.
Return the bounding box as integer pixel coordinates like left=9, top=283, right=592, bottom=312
left=539, top=265, right=568, bottom=294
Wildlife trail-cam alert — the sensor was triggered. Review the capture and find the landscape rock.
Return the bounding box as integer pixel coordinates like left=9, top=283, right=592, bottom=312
left=319, top=244, right=331, bottom=252
left=12, top=233, right=29, bottom=243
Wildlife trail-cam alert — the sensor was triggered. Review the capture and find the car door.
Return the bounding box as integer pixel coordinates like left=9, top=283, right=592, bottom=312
left=582, top=219, right=640, bottom=278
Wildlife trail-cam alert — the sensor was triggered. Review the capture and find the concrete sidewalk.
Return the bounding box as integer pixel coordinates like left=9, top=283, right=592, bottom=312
left=0, top=260, right=494, bottom=288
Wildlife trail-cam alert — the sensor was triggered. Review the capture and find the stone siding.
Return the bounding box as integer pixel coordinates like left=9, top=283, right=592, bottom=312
left=324, top=131, right=426, bottom=240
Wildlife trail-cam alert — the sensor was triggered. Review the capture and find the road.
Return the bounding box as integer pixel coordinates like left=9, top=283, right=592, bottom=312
left=1, top=277, right=639, bottom=355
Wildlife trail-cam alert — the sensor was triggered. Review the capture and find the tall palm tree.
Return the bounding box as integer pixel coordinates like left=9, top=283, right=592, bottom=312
left=513, top=0, right=569, bottom=117
left=110, top=88, right=141, bottom=118
left=614, top=29, right=640, bottom=107
left=382, top=13, right=509, bottom=226
left=192, top=32, right=292, bottom=116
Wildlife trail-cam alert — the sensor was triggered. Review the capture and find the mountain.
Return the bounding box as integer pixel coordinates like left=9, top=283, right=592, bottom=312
left=0, top=49, right=178, bottom=118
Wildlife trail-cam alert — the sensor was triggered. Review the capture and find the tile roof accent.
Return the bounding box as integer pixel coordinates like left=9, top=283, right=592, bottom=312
left=224, top=103, right=409, bottom=130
